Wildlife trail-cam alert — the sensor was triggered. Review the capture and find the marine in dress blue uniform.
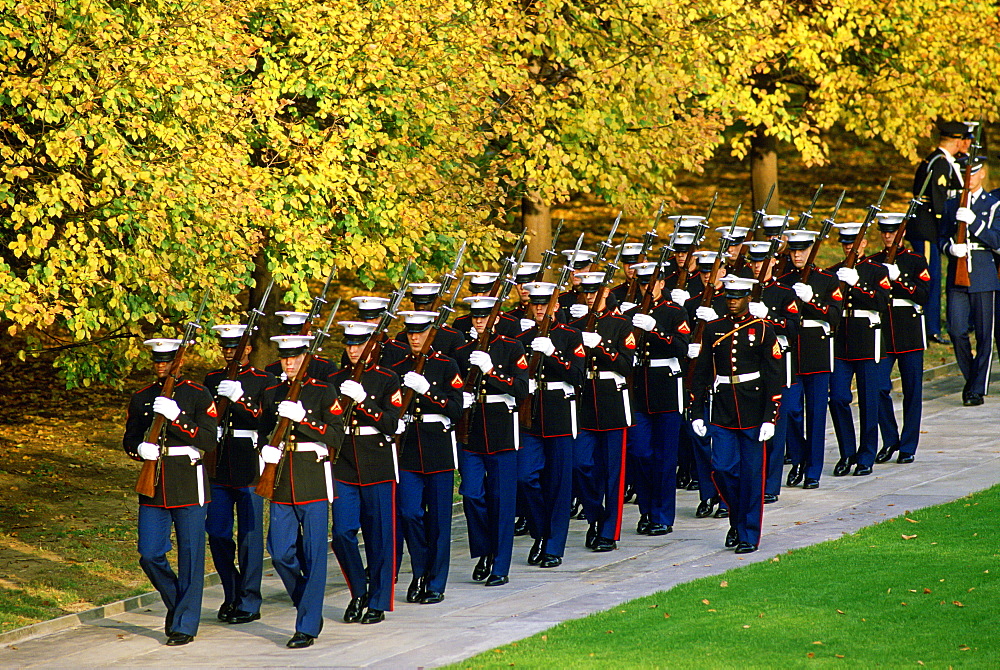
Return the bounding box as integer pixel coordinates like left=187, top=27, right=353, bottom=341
left=203, top=325, right=276, bottom=625
left=558, top=248, right=599, bottom=315
left=453, top=273, right=522, bottom=340
left=344, top=296, right=409, bottom=368
left=265, top=311, right=339, bottom=381
left=398, top=283, right=467, bottom=358
left=608, top=242, right=646, bottom=311
left=123, top=338, right=218, bottom=646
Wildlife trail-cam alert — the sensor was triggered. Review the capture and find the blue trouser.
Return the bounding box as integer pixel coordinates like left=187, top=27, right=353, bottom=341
left=137, top=504, right=207, bottom=637
left=629, top=412, right=681, bottom=526
left=768, top=383, right=802, bottom=495
left=877, top=351, right=924, bottom=456
left=572, top=431, right=604, bottom=523
left=686, top=404, right=720, bottom=504
left=521, top=433, right=573, bottom=556
left=331, top=481, right=396, bottom=612
left=398, top=470, right=453, bottom=594
left=709, top=426, right=765, bottom=548
left=205, top=484, right=264, bottom=615
left=268, top=500, right=328, bottom=637
left=458, top=449, right=516, bottom=578
left=830, top=357, right=881, bottom=469
left=798, top=372, right=831, bottom=481
left=516, top=435, right=546, bottom=542
left=947, top=288, right=994, bottom=396
left=576, top=428, right=627, bottom=540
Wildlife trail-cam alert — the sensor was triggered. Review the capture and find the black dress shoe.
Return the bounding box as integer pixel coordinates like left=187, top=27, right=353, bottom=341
left=686, top=479, right=700, bottom=491
left=803, top=478, right=820, bottom=489
left=286, top=632, right=315, bottom=649
left=785, top=464, right=803, bottom=487
left=472, top=555, right=493, bottom=582
left=226, top=610, right=261, bottom=624
left=585, top=522, right=598, bottom=549
left=344, top=594, right=369, bottom=623
left=360, top=608, right=385, bottom=624
left=165, top=609, right=175, bottom=635
left=964, top=393, right=984, bottom=406
left=527, top=538, right=545, bottom=565
left=897, top=453, right=915, bottom=464
left=419, top=591, right=445, bottom=604
left=570, top=498, right=582, bottom=519
left=763, top=493, right=778, bottom=504
left=853, top=464, right=873, bottom=476
left=695, top=499, right=715, bottom=518
left=636, top=513, right=651, bottom=535
left=676, top=472, right=691, bottom=489
left=724, top=527, right=738, bottom=548
left=485, top=574, right=509, bottom=586
left=165, top=632, right=194, bottom=646
left=875, top=443, right=898, bottom=464
left=592, top=537, right=617, bottom=552
left=513, top=516, right=529, bottom=537
left=539, top=554, right=562, bottom=568
left=714, top=507, right=729, bottom=519
left=646, top=523, right=672, bottom=536
left=406, top=575, right=426, bottom=603
left=833, top=458, right=853, bottom=477
left=217, top=602, right=236, bottom=622
left=735, top=542, right=758, bottom=554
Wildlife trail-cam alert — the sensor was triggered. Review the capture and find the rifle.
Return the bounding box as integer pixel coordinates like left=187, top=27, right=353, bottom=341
left=431, top=241, right=466, bottom=311
left=887, top=172, right=933, bottom=264
left=492, top=228, right=528, bottom=299
left=673, top=193, right=717, bottom=290
left=732, top=185, right=775, bottom=271
left=773, top=184, right=823, bottom=277
left=801, top=190, right=846, bottom=283
left=205, top=277, right=274, bottom=477
left=254, top=298, right=341, bottom=500
left=839, top=178, right=891, bottom=280
left=751, top=209, right=792, bottom=302
left=534, top=219, right=564, bottom=282
left=299, top=263, right=338, bottom=336
left=954, top=123, right=983, bottom=287
left=624, top=202, right=664, bottom=304
left=628, top=244, right=672, bottom=349
left=518, top=232, right=585, bottom=427
left=136, top=290, right=210, bottom=498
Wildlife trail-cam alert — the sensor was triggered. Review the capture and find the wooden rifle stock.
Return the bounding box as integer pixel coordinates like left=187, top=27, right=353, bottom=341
left=954, top=160, right=976, bottom=288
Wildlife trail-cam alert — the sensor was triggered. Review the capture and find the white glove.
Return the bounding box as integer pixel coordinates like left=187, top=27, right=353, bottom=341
left=216, top=426, right=223, bottom=440
left=469, top=350, right=494, bottom=374
left=691, top=419, right=707, bottom=437
left=277, top=400, right=306, bottom=423
left=528, top=379, right=537, bottom=395
left=217, top=379, right=244, bottom=402
left=949, top=242, right=968, bottom=257
left=260, top=444, right=282, bottom=464
left=569, top=304, right=589, bottom=319
left=619, top=301, right=637, bottom=312
left=520, top=318, right=535, bottom=332
left=687, top=343, right=701, bottom=359
left=153, top=396, right=181, bottom=422
left=758, top=422, right=775, bottom=442
left=792, top=282, right=814, bottom=303
left=956, top=206, right=976, bottom=224
left=671, top=289, right=691, bottom=305
left=581, top=331, right=602, bottom=349
left=468, top=326, right=478, bottom=339
left=884, top=263, right=900, bottom=281
left=531, top=336, right=556, bottom=357
left=632, top=313, right=656, bottom=332
left=395, top=419, right=407, bottom=435
left=462, top=392, right=475, bottom=408
left=695, top=306, right=718, bottom=322
left=339, top=380, right=367, bottom=403
left=137, top=442, right=159, bottom=461
left=836, top=267, right=859, bottom=286
left=403, top=371, right=430, bottom=395
left=748, top=301, right=768, bottom=319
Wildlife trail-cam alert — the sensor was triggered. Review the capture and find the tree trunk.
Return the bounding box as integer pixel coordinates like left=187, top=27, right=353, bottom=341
left=521, top=194, right=552, bottom=279
left=750, top=125, right=779, bottom=229
left=249, top=249, right=280, bottom=369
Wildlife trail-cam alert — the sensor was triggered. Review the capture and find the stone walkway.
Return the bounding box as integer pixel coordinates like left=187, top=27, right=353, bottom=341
left=2, top=372, right=998, bottom=668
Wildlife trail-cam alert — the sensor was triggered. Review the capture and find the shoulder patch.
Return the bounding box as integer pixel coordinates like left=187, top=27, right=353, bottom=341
left=515, top=355, right=528, bottom=369
left=573, top=343, right=586, bottom=357
left=331, top=399, right=344, bottom=415
left=772, top=341, right=782, bottom=359
left=919, top=269, right=931, bottom=281
left=207, top=402, right=218, bottom=418
left=937, top=174, right=947, bottom=186
left=451, top=373, right=464, bottom=388
left=879, top=276, right=891, bottom=289
left=624, top=332, right=637, bottom=349
left=678, top=321, right=691, bottom=335
left=787, top=301, right=799, bottom=314
left=831, top=287, right=843, bottom=301
left=390, top=389, right=403, bottom=407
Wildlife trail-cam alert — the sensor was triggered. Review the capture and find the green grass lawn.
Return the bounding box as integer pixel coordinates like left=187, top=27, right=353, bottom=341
left=453, top=486, right=1000, bottom=669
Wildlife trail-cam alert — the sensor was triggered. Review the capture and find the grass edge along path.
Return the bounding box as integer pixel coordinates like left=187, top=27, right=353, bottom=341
left=452, top=485, right=1000, bottom=669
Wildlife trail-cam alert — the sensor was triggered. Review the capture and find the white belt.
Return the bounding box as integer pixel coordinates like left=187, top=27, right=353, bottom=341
left=597, top=371, right=627, bottom=386
left=801, top=319, right=831, bottom=334
left=484, top=393, right=516, bottom=409
left=648, top=357, right=681, bottom=373
left=295, top=441, right=330, bottom=457
left=848, top=309, right=881, bottom=323
left=405, top=413, right=451, bottom=427
left=538, top=380, right=575, bottom=395
left=344, top=426, right=381, bottom=437
left=165, top=446, right=202, bottom=460
left=892, top=298, right=921, bottom=311
left=714, top=371, right=761, bottom=385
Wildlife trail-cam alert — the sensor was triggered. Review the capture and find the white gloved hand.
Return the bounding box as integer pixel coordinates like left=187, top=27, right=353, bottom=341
left=339, top=380, right=367, bottom=403
left=153, top=396, right=181, bottom=422
left=468, top=326, right=478, bottom=339
left=137, top=442, right=159, bottom=461
left=569, top=304, right=589, bottom=319
left=619, top=301, right=637, bottom=312
left=462, top=391, right=475, bottom=408
left=687, top=343, right=701, bottom=359
left=403, top=371, right=430, bottom=395
left=696, top=306, right=718, bottom=322
left=217, top=379, right=244, bottom=402
left=671, top=288, right=691, bottom=305
left=216, top=426, right=224, bottom=441
left=260, top=444, right=282, bottom=464
left=469, top=350, right=494, bottom=374
left=836, top=267, right=859, bottom=286
left=581, top=331, right=602, bottom=349
left=691, top=419, right=707, bottom=437
left=531, top=336, right=556, bottom=357
left=758, top=422, right=775, bottom=443
left=949, top=242, right=968, bottom=257
left=632, top=313, right=656, bottom=332
left=884, top=263, right=900, bottom=281
left=520, top=318, right=535, bottom=332
left=277, top=400, right=306, bottom=423
left=956, top=206, right=976, bottom=224
left=748, top=301, right=768, bottom=319
left=528, top=379, right=537, bottom=395
left=792, top=282, right=814, bottom=303
left=396, top=419, right=407, bottom=435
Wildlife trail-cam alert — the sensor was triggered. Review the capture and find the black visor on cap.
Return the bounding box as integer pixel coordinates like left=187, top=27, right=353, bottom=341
left=278, top=345, right=309, bottom=357
left=151, top=350, right=176, bottom=363
left=404, top=320, right=433, bottom=333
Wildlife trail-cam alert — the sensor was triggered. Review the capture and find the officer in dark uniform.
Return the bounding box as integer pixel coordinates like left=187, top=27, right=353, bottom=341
left=778, top=230, right=843, bottom=488
left=662, top=232, right=698, bottom=296
left=453, top=295, right=530, bottom=586
left=401, top=283, right=467, bottom=358
left=391, top=311, right=463, bottom=605
left=510, top=262, right=543, bottom=322
left=516, top=281, right=585, bottom=567
left=203, top=325, right=277, bottom=625
left=124, top=338, right=218, bottom=646
left=911, top=121, right=974, bottom=343
left=609, top=242, right=645, bottom=311
left=628, top=262, right=690, bottom=534
left=453, top=273, right=522, bottom=339
left=568, top=272, right=635, bottom=552
left=869, top=213, right=931, bottom=464
left=690, top=276, right=783, bottom=554
left=558, top=249, right=599, bottom=313
left=344, top=296, right=408, bottom=368
left=940, top=157, right=1000, bottom=405
left=328, top=321, right=403, bottom=625
left=827, top=223, right=891, bottom=476
left=266, top=311, right=338, bottom=380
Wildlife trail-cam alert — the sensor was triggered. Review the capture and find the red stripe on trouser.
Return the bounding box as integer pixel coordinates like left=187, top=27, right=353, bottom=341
left=613, top=428, right=627, bottom=540
left=756, top=441, right=766, bottom=549
left=389, top=482, right=396, bottom=612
